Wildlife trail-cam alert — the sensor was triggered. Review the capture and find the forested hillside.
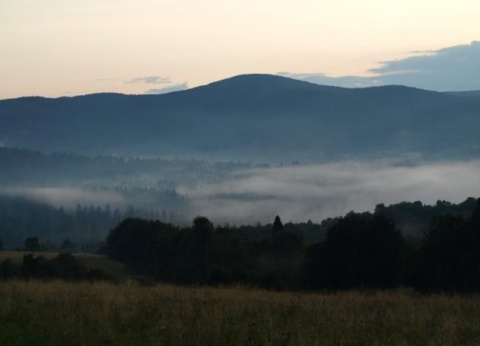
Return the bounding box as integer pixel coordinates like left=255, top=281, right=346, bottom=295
left=0, top=146, right=251, bottom=187
left=103, top=199, right=480, bottom=293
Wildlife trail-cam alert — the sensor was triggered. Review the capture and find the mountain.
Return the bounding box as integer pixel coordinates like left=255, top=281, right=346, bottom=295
left=1, top=74, right=480, bottom=161
left=447, top=90, right=480, bottom=98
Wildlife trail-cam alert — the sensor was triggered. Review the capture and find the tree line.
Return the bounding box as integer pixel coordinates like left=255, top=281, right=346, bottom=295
left=0, top=146, right=255, bottom=188
left=104, top=198, right=480, bottom=293
left=1, top=194, right=476, bottom=251
left=0, top=252, right=114, bottom=282
left=0, top=195, right=173, bottom=249
left=1, top=197, right=479, bottom=292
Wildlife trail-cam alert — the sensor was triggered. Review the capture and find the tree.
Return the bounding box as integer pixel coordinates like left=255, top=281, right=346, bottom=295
left=305, top=212, right=404, bottom=290
left=24, top=237, right=40, bottom=252
left=272, top=215, right=284, bottom=237
left=106, top=218, right=156, bottom=263
left=420, top=199, right=480, bottom=292
left=106, top=217, right=178, bottom=278
left=193, top=216, right=214, bottom=242
left=22, top=254, right=49, bottom=279
left=0, top=259, right=18, bottom=279
left=50, top=253, right=87, bottom=281
left=469, top=198, right=480, bottom=231
left=175, top=216, right=215, bottom=284
left=61, top=239, right=74, bottom=251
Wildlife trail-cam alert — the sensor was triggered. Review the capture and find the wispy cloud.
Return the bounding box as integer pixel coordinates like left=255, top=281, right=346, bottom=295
left=279, top=41, right=480, bottom=91
left=370, top=42, right=480, bottom=75
left=127, top=76, right=171, bottom=84
left=145, top=83, right=188, bottom=94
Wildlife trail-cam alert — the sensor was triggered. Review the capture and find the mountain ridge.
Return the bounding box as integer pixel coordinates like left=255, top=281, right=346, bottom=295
left=1, top=74, right=479, bottom=161
left=5, top=73, right=466, bottom=101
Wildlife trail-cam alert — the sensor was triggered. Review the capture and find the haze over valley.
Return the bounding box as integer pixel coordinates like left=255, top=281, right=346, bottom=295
left=1, top=147, right=479, bottom=218
left=1, top=71, right=480, bottom=247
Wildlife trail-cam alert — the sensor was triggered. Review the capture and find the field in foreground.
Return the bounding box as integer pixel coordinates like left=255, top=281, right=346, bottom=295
left=1, top=282, right=480, bottom=346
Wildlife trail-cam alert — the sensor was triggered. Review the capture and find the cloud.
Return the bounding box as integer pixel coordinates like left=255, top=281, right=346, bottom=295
left=279, top=41, right=480, bottom=91
left=178, top=161, right=480, bottom=225
left=127, top=76, right=171, bottom=84
left=370, top=42, right=480, bottom=75
left=145, top=83, right=188, bottom=94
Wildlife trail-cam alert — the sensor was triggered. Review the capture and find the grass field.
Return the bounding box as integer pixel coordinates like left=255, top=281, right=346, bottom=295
left=1, top=281, right=480, bottom=345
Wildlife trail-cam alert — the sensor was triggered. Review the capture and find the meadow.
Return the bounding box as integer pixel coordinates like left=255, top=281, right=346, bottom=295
left=0, top=251, right=128, bottom=281
left=1, top=281, right=480, bottom=345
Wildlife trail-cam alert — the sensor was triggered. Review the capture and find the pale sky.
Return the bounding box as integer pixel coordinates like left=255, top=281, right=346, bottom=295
left=1, top=0, right=479, bottom=99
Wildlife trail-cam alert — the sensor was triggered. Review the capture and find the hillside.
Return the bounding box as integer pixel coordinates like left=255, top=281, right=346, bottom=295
left=1, top=74, right=480, bottom=161
left=0, top=251, right=128, bottom=280
left=447, top=90, right=480, bottom=97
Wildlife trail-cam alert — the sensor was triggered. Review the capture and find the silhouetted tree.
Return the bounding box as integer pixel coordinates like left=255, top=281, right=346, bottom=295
left=193, top=216, right=214, bottom=242
left=0, top=259, right=18, bottom=279
left=106, top=217, right=179, bottom=277
left=24, top=237, right=40, bottom=252
left=305, top=212, right=404, bottom=290
left=61, top=239, right=74, bottom=251
left=420, top=199, right=480, bottom=292
left=272, top=215, right=284, bottom=237
left=22, top=254, right=49, bottom=279
left=469, top=198, right=480, bottom=231
left=49, top=253, right=88, bottom=281
left=100, top=201, right=480, bottom=292
left=106, top=218, right=156, bottom=263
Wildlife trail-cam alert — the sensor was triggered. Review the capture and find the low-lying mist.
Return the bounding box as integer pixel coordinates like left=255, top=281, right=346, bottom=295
left=178, top=161, right=480, bottom=225
left=2, top=161, right=480, bottom=226
left=1, top=187, right=127, bottom=210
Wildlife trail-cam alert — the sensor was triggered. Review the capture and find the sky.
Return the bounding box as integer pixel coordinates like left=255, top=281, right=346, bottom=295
left=1, top=0, right=479, bottom=99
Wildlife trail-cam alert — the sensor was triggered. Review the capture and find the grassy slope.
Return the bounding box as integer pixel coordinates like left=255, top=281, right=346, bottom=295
left=1, top=281, right=480, bottom=345
left=0, top=251, right=128, bottom=280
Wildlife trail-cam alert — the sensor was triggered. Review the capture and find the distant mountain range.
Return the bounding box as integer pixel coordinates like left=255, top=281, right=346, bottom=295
left=1, top=74, right=480, bottom=162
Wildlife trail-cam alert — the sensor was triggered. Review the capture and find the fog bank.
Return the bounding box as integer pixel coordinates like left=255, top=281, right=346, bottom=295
left=1, top=187, right=127, bottom=210
left=178, top=161, right=480, bottom=225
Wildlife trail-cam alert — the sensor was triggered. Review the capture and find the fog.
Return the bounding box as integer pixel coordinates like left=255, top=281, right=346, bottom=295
left=1, top=187, right=127, bottom=210
left=178, top=161, right=480, bottom=225
left=2, top=161, right=480, bottom=226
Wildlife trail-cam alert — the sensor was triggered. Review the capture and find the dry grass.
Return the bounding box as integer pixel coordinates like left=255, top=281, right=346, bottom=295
left=0, top=251, right=63, bottom=263
left=1, top=282, right=480, bottom=345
